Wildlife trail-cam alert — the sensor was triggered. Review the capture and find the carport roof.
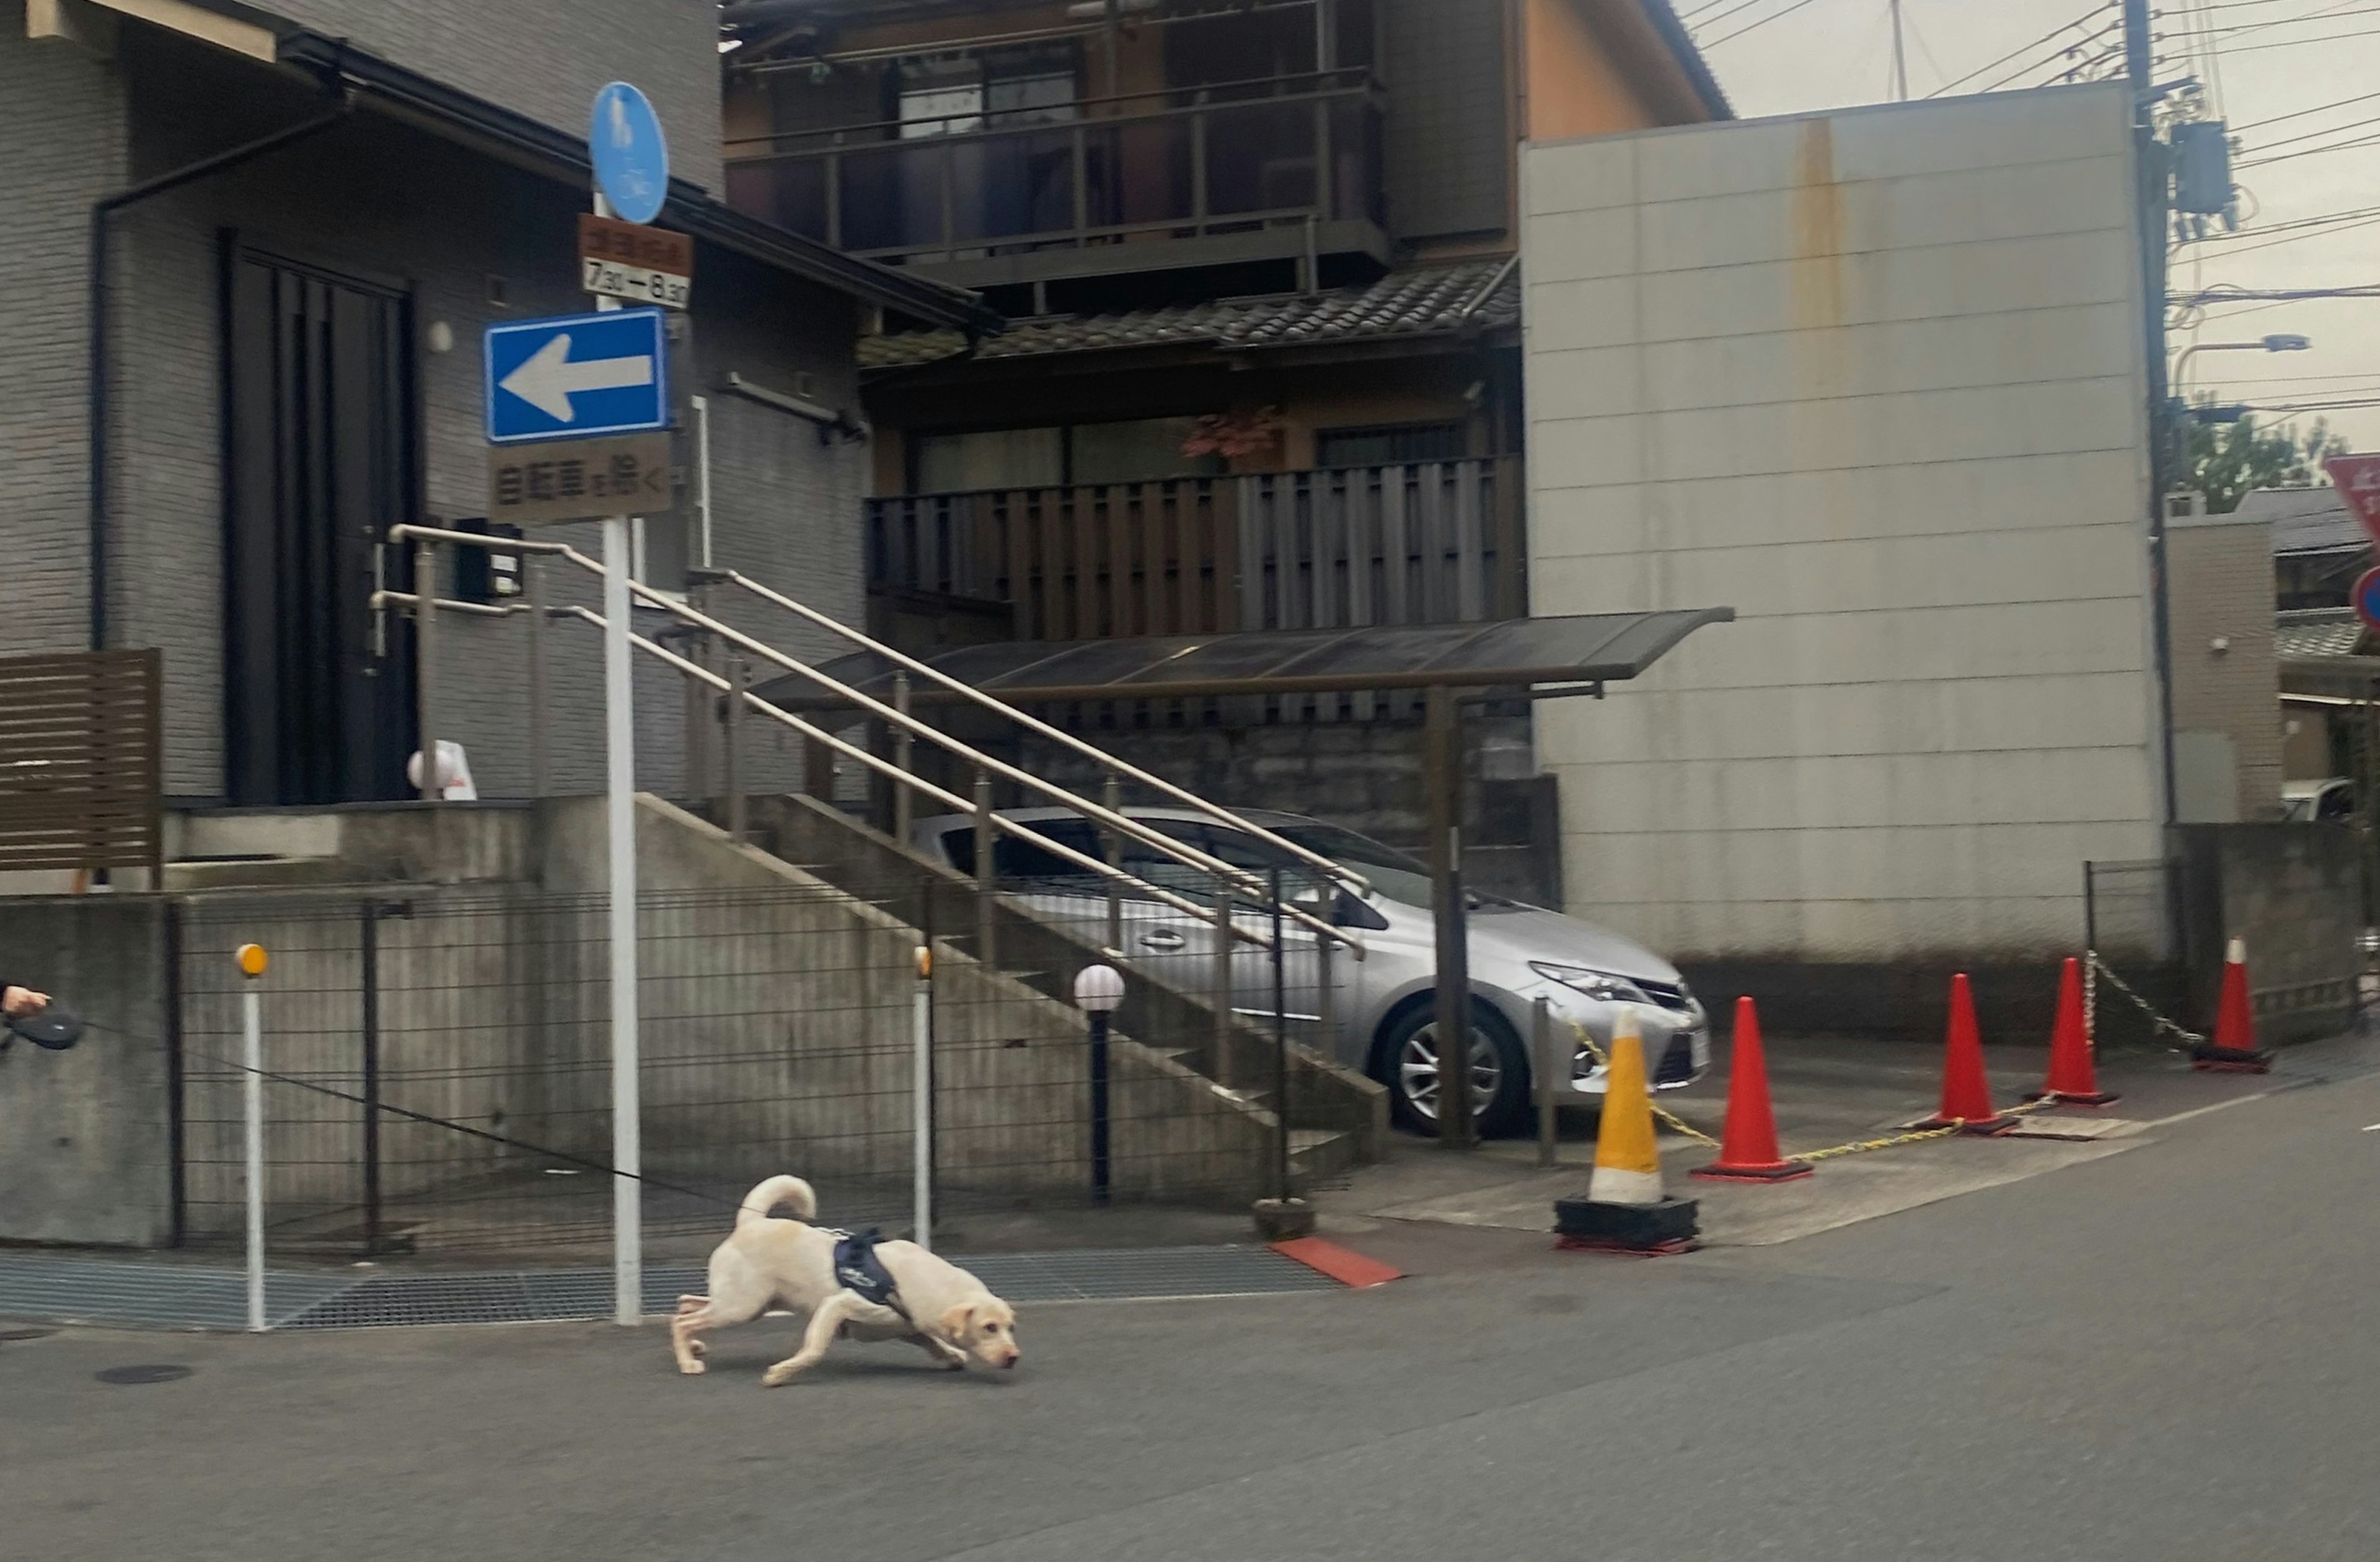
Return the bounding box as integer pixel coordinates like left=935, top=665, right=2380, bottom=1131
left=757, top=610, right=1735, bottom=709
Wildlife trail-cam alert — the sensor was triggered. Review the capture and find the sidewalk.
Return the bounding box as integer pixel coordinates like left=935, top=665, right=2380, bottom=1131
left=1309, top=1026, right=2380, bottom=1250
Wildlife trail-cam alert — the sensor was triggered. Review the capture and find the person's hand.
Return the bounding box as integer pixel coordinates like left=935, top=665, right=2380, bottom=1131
left=3, top=986, right=50, bottom=1017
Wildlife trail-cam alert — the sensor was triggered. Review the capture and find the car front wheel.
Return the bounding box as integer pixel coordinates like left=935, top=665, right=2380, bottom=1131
left=1377, top=998, right=1530, bottom=1138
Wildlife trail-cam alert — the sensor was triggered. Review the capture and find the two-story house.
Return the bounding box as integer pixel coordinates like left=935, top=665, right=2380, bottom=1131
left=718, top=0, right=1726, bottom=893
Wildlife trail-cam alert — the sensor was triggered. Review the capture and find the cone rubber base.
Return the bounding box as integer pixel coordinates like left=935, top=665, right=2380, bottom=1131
left=1556, top=1234, right=1700, bottom=1258
left=2022, top=1089, right=2122, bottom=1108
left=1915, top=1115, right=2019, bottom=1136
left=1553, top=1194, right=1699, bottom=1250
left=2191, top=1044, right=2272, bottom=1075
left=1690, top=1159, right=1814, bottom=1183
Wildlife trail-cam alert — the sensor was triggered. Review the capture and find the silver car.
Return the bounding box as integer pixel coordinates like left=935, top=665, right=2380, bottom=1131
left=913, top=806, right=1711, bottom=1136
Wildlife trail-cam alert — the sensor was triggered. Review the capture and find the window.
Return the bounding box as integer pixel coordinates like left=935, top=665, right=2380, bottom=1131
left=910, top=418, right=1222, bottom=493
left=1314, top=421, right=1468, bottom=468
left=914, top=428, right=1064, bottom=492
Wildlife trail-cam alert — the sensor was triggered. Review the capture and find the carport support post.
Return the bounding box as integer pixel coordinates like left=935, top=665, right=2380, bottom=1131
left=1213, top=882, right=1238, bottom=1089
left=1103, top=773, right=1124, bottom=954
left=525, top=557, right=548, bottom=799
left=1427, top=684, right=1474, bottom=1147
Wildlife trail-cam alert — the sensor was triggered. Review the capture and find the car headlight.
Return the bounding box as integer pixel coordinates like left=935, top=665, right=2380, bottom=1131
left=1528, top=962, right=1652, bottom=1005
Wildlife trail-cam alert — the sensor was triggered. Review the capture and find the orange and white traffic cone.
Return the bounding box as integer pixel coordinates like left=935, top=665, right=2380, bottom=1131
left=1916, top=973, right=2016, bottom=1135
left=2027, top=957, right=2118, bottom=1107
left=1554, top=1008, right=1699, bottom=1254
left=2192, top=939, right=2272, bottom=1074
left=1692, top=998, right=1812, bottom=1182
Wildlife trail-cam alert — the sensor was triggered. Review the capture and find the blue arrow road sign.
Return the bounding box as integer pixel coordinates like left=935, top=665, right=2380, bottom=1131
left=484, top=309, right=669, bottom=444
left=590, top=81, right=669, bottom=225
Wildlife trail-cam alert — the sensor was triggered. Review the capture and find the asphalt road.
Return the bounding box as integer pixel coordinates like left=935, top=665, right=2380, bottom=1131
left=7, top=1060, right=2378, bottom=1561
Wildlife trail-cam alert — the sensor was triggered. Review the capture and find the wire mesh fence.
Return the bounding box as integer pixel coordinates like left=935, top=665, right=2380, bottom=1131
left=173, top=869, right=1346, bottom=1266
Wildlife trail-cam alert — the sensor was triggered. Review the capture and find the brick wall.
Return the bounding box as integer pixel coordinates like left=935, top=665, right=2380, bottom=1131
left=2167, top=511, right=2285, bottom=822
left=0, top=25, right=125, bottom=659
left=1378, top=0, right=1510, bottom=241
left=268, top=0, right=723, bottom=191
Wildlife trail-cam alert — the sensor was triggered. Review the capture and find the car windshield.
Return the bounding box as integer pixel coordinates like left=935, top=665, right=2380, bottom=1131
left=1269, top=823, right=1437, bottom=908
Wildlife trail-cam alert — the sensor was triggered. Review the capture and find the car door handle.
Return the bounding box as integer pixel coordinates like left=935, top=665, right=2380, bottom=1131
left=1139, top=929, right=1186, bottom=951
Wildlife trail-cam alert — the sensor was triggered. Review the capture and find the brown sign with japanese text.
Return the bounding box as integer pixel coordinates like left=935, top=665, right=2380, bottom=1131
left=578, top=214, right=693, bottom=276
left=487, top=432, right=674, bottom=525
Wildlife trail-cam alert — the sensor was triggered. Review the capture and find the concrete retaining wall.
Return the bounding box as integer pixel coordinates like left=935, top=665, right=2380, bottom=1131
left=0, top=898, right=173, bottom=1247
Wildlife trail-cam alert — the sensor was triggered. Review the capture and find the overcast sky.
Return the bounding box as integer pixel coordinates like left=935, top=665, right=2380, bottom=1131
left=1686, top=0, right=2380, bottom=455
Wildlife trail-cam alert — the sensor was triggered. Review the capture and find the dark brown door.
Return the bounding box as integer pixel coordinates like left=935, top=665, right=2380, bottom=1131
left=223, top=247, right=418, bottom=805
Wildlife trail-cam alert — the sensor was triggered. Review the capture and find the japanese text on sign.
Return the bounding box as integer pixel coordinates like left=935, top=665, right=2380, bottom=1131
left=487, top=432, right=674, bottom=525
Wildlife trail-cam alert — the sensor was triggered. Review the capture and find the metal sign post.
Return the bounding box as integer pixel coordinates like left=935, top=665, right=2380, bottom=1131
left=586, top=81, right=670, bottom=1327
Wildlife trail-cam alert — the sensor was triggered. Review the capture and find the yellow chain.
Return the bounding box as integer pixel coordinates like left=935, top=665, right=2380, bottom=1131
left=1566, top=1019, right=2063, bottom=1166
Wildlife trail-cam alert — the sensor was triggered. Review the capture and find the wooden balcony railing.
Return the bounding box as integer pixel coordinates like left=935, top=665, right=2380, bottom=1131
left=866, top=457, right=1523, bottom=644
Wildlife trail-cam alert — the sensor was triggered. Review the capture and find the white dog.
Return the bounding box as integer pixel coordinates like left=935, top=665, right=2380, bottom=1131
left=670, top=1175, right=1021, bottom=1386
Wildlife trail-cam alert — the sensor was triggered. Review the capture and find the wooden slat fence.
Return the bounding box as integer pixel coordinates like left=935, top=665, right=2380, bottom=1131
left=0, top=649, right=164, bottom=877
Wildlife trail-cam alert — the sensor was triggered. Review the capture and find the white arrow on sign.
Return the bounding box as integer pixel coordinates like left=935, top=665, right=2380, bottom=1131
left=498, top=333, right=654, bottom=423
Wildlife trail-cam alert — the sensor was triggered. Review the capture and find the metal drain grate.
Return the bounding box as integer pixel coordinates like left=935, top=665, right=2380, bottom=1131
left=0, top=1255, right=353, bottom=1331
left=0, top=1246, right=1339, bottom=1333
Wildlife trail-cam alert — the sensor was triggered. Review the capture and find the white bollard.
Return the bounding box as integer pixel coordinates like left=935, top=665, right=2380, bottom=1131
left=236, top=944, right=269, bottom=1333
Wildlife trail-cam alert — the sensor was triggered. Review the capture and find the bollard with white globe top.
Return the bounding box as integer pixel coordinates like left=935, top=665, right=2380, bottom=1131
left=1073, top=964, right=1125, bottom=1203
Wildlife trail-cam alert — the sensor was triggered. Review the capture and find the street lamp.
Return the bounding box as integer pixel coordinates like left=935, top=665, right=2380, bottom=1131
left=1073, top=963, right=1125, bottom=1204
left=2173, top=333, right=2312, bottom=392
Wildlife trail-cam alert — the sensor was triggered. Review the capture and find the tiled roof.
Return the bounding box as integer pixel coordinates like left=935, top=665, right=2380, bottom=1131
left=2277, top=609, right=2371, bottom=661
left=859, top=258, right=1518, bottom=370
left=2235, top=486, right=2369, bottom=554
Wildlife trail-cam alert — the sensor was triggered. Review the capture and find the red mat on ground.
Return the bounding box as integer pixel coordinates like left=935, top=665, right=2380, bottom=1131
left=1270, top=1237, right=1404, bottom=1288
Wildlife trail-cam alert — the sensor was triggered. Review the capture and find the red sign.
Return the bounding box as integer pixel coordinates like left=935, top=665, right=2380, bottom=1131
left=2324, top=454, right=2380, bottom=548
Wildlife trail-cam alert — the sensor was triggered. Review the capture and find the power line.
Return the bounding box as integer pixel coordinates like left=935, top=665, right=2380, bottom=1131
left=2202, top=23, right=2380, bottom=53
left=2241, top=110, right=2380, bottom=154
left=1685, top=0, right=1791, bottom=38
left=2186, top=212, right=2380, bottom=260
left=2184, top=202, right=2380, bottom=240
left=2232, top=87, right=2380, bottom=133
left=2239, top=130, right=2380, bottom=169
left=1923, top=2, right=2114, bottom=97
left=1705, top=0, right=1832, bottom=48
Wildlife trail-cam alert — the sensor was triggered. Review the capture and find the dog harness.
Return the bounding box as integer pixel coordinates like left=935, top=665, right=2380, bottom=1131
left=829, top=1228, right=907, bottom=1318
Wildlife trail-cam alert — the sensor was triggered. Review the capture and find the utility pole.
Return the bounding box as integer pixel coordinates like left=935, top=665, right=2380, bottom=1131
left=1890, top=0, right=1907, bottom=100
left=2125, top=0, right=2187, bottom=974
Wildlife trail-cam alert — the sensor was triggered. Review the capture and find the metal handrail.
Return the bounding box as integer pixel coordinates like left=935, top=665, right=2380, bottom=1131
left=716, top=568, right=1373, bottom=898
left=382, top=525, right=1360, bottom=955
left=541, top=602, right=1280, bottom=950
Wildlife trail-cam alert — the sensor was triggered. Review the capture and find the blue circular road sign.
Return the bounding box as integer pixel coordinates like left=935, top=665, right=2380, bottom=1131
left=589, top=81, right=669, bottom=224
left=2356, top=566, right=2380, bottom=636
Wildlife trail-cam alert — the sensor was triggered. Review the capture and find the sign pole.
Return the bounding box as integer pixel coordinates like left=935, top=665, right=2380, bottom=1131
left=589, top=187, right=643, bottom=1328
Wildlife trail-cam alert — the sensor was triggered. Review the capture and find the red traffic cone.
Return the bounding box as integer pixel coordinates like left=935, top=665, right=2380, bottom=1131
left=2027, top=958, right=2118, bottom=1107
left=2192, top=938, right=2272, bottom=1074
left=1693, top=998, right=1811, bottom=1182
left=1917, top=973, right=2015, bottom=1134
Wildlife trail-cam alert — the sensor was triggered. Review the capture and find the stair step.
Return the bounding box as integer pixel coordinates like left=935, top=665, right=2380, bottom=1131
left=162, top=856, right=366, bottom=892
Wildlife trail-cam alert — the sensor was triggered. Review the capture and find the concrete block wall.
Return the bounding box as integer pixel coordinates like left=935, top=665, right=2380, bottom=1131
left=1520, top=85, right=2166, bottom=964
left=0, top=896, right=174, bottom=1247
left=0, top=24, right=124, bottom=659
left=164, top=796, right=1280, bottom=1246
left=2166, top=507, right=2285, bottom=822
